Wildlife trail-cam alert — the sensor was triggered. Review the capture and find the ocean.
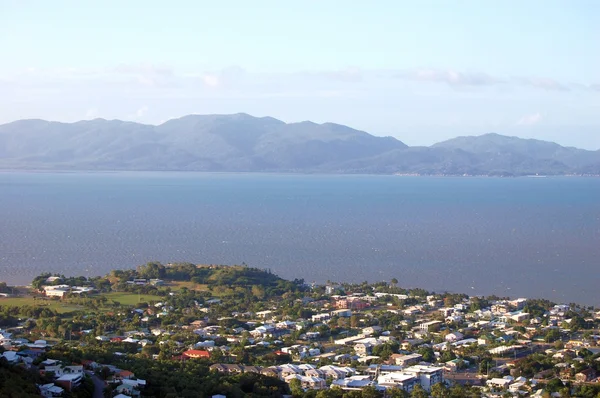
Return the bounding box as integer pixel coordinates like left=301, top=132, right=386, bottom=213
left=0, top=172, right=598, bottom=305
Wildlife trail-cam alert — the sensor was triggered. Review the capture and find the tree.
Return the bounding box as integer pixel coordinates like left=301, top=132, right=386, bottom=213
left=251, top=285, right=265, bottom=299
left=289, top=378, right=303, bottom=396
left=388, top=387, right=409, bottom=398
left=431, top=382, right=450, bottom=398
left=411, top=384, right=429, bottom=398
left=417, top=346, right=435, bottom=363
left=361, top=386, right=381, bottom=398
left=545, top=328, right=561, bottom=343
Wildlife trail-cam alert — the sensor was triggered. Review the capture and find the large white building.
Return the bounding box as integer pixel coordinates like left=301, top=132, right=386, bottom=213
left=403, top=365, right=444, bottom=391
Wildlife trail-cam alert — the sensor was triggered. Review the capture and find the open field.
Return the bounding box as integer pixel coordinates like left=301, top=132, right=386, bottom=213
left=0, top=296, right=84, bottom=313
left=167, top=281, right=209, bottom=291
left=101, top=292, right=163, bottom=305
left=0, top=292, right=164, bottom=311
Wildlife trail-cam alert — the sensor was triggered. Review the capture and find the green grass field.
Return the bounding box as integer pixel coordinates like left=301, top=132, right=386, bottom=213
left=101, top=292, right=163, bottom=305
left=0, top=296, right=84, bottom=313
left=0, top=292, right=164, bottom=312
left=167, top=281, right=209, bottom=291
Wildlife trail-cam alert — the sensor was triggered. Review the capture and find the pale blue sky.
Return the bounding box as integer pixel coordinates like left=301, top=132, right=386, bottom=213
left=1, top=0, right=599, bottom=148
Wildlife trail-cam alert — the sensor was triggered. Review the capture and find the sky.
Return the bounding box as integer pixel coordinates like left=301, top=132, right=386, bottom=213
left=1, top=0, right=599, bottom=149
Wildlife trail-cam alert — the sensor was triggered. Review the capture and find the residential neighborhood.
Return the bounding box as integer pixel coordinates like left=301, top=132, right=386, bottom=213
left=1, top=263, right=600, bottom=397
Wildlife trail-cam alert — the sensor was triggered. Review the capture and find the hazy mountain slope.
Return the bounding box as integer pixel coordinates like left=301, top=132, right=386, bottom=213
left=434, top=133, right=599, bottom=171
left=0, top=114, right=598, bottom=175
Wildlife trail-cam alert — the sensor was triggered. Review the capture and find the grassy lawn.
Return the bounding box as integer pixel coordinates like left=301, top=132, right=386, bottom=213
left=167, top=280, right=209, bottom=291
left=101, top=292, right=163, bottom=305
left=0, top=296, right=83, bottom=313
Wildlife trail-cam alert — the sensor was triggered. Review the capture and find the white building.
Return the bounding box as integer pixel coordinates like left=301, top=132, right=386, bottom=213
left=403, top=365, right=444, bottom=391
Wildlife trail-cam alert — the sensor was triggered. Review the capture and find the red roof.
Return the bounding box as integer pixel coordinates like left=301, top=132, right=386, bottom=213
left=183, top=350, right=210, bottom=359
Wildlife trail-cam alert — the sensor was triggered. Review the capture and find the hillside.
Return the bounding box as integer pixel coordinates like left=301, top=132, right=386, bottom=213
left=0, top=114, right=598, bottom=175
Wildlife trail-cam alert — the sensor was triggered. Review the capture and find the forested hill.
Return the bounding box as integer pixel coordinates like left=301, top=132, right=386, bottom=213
left=1, top=114, right=599, bottom=175
left=111, top=262, right=307, bottom=297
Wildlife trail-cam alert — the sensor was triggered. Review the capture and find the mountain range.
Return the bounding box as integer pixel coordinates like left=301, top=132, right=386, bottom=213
left=0, top=113, right=598, bottom=175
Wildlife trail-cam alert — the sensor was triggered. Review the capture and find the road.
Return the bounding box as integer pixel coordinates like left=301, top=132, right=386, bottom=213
left=86, top=371, right=106, bottom=398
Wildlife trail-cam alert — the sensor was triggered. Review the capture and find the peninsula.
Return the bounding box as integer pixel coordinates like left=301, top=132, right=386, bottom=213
left=1, top=263, right=599, bottom=397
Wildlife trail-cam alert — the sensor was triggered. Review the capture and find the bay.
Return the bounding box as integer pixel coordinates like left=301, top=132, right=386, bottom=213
left=0, top=172, right=598, bottom=305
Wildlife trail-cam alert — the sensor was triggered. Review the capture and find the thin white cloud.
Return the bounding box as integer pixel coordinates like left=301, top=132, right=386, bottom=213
left=397, top=68, right=503, bottom=86
left=591, top=83, right=600, bottom=91
left=302, top=67, right=363, bottom=82
left=517, top=77, right=569, bottom=91
left=202, top=74, right=220, bottom=87
left=517, top=112, right=543, bottom=126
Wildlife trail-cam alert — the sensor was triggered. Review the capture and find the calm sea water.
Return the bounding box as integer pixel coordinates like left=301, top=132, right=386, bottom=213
left=0, top=172, right=598, bottom=305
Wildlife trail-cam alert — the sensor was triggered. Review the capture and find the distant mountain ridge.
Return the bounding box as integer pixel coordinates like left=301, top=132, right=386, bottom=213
left=0, top=113, right=598, bottom=175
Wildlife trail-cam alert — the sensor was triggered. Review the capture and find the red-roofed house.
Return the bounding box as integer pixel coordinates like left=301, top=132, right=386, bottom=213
left=183, top=350, right=210, bottom=359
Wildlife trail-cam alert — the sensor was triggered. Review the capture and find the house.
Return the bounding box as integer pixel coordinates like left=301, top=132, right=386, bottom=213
left=331, top=309, right=352, bottom=318
left=401, top=339, right=424, bottom=350
left=390, top=353, right=423, bottom=366
left=182, top=349, right=210, bottom=359
left=377, top=372, right=418, bottom=392
left=333, top=375, right=377, bottom=390
left=445, top=332, right=464, bottom=343
left=486, top=377, right=512, bottom=390
left=81, top=360, right=99, bottom=370
left=319, top=365, right=354, bottom=380
left=509, top=298, right=528, bottom=310
left=279, top=365, right=302, bottom=378
left=496, top=334, right=514, bottom=344
left=284, top=374, right=326, bottom=390
left=510, top=312, right=530, bottom=323
left=2, top=351, right=20, bottom=364
left=56, top=373, right=83, bottom=392
left=261, top=368, right=280, bottom=378
left=362, top=326, right=383, bottom=336
left=116, top=370, right=135, bottom=380
left=256, top=310, right=273, bottom=318
left=114, top=383, right=137, bottom=397
left=444, top=358, right=470, bottom=372
left=304, top=368, right=325, bottom=378
left=419, top=320, right=442, bottom=332
left=311, top=313, right=331, bottom=322
left=63, top=365, right=83, bottom=374
left=276, top=320, right=296, bottom=329
left=210, top=364, right=244, bottom=374
left=354, top=342, right=374, bottom=357
left=367, top=365, right=403, bottom=378
left=45, top=288, right=70, bottom=298
left=478, top=334, right=495, bottom=346
left=190, top=320, right=207, bottom=328
left=39, top=383, right=65, bottom=397
left=576, top=368, right=596, bottom=383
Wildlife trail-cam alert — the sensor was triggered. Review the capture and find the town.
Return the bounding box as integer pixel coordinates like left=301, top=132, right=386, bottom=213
left=1, top=263, right=599, bottom=398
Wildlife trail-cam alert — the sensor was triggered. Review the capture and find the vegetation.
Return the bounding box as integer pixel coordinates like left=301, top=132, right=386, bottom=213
left=0, top=358, right=41, bottom=397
